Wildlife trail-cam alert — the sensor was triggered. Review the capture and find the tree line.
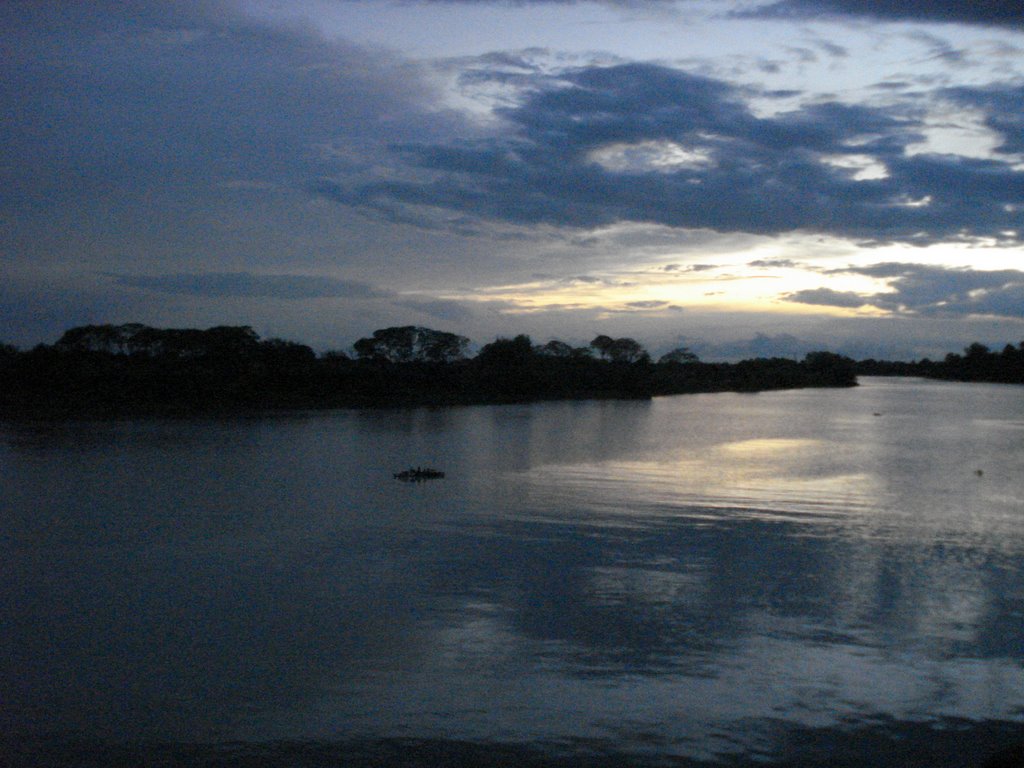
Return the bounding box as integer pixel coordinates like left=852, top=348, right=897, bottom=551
left=854, top=341, right=1024, bottom=384
left=0, top=321, right=861, bottom=416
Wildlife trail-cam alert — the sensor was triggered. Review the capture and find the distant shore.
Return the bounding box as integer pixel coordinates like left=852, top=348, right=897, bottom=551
left=853, top=342, right=1024, bottom=385
left=2, top=323, right=1020, bottom=418
left=0, top=323, right=866, bottom=417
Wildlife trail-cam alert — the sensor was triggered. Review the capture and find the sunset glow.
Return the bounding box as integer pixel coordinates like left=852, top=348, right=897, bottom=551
left=2, top=0, right=1022, bottom=359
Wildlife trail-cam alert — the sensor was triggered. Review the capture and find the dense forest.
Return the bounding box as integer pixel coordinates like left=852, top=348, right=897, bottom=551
left=855, top=342, right=1024, bottom=384
left=2, top=324, right=1020, bottom=417
left=0, top=323, right=859, bottom=416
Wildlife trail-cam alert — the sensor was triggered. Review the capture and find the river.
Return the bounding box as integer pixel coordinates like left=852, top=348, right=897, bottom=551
left=2, top=377, right=1023, bottom=766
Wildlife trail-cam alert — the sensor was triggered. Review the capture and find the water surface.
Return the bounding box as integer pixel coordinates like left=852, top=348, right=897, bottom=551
left=2, top=378, right=1023, bottom=766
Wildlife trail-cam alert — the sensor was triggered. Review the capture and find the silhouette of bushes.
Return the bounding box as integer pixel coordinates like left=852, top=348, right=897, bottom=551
left=353, top=326, right=469, bottom=363
left=0, top=323, right=864, bottom=416
left=855, top=341, right=1024, bottom=384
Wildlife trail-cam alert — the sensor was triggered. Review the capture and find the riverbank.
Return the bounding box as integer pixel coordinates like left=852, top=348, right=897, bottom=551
left=0, top=326, right=858, bottom=417
left=0, top=355, right=857, bottom=418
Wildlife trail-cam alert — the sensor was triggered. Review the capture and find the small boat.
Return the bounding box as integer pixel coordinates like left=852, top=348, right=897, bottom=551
left=394, top=467, right=445, bottom=481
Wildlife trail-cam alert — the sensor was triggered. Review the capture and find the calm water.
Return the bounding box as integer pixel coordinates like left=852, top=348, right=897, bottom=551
left=2, top=378, right=1023, bottom=766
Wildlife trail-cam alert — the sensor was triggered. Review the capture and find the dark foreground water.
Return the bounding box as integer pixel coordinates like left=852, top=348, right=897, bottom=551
left=2, top=378, right=1023, bottom=767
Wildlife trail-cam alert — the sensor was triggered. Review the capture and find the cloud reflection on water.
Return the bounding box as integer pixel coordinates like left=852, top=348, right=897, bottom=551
left=2, top=379, right=1023, bottom=765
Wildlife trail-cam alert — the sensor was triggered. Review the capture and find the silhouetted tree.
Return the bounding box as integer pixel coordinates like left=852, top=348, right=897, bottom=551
left=536, top=339, right=574, bottom=357
left=354, top=326, right=469, bottom=363
left=201, top=326, right=262, bottom=359
left=320, top=349, right=350, bottom=362
left=259, top=338, right=316, bottom=367
left=55, top=323, right=148, bottom=354
left=802, top=351, right=856, bottom=385
left=590, top=335, right=614, bottom=360
left=476, top=334, right=535, bottom=366
left=420, top=329, right=470, bottom=363
left=658, top=346, right=699, bottom=364
left=606, top=337, right=649, bottom=364
left=590, top=335, right=649, bottom=363
left=965, top=342, right=991, bottom=359
left=1, top=322, right=880, bottom=416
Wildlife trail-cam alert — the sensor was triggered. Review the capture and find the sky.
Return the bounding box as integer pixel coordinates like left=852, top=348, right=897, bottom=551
left=2, top=0, right=1023, bottom=360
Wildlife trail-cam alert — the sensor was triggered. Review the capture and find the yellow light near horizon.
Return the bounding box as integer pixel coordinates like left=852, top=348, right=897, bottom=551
left=444, top=269, right=890, bottom=319
left=424, top=237, right=1023, bottom=320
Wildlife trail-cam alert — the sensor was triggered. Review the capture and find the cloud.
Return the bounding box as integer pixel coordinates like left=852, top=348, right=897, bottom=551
left=311, top=0, right=679, bottom=6
left=784, top=287, right=871, bottom=308
left=695, top=333, right=810, bottom=360
left=943, top=83, right=1024, bottom=156
left=786, top=263, right=1024, bottom=318
left=907, top=31, right=969, bottom=67
left=111, top=272, right=391, bottom=300
left=320, top=61, right=1023, bottom=246
left=663, top=263, right=719, bottom=272
left=625, top=300, right=671, bottom=309
left=0, top=0, right=456, bottom=209
left=815, top=40, right=849, bottom=59
left=843, top=263, right=1024, bottom=317
left=392, top=297, right=479, bottom=322
left=746, top=0, right=1024, bottom=28
left=0, top=278, right=167, bottom=347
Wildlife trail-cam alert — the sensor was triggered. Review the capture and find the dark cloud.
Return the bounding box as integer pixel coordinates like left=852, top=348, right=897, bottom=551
left=746, top=0, right=1024, bottom=28
left=844, top=263, right=1024, bottom=317
left=784, top=287, right=870, bottom=308
left=749, top=259, right=800, bottom=268
left=321, top=62, right=1023, bottom=245
left=0, top=279, right=164, bottom=347
left=0, top=0, right=455, bottom=209
left=871, top=80, right=914, bottom=92
left=111, top=272, right=391, bottom=300
left=786, top=263, right=1024, bottom=318
left=907, top=32, right=969, bottom=66
left=625, top=300, right=671, bottom=308
left=787, top=47, right=819, bottom=64
left=943, top=83, right=1024, bottom=156
left=663, top=263, right=718, bottom=272
left=392, top=298, right=478, bottom=322
left=815, top=40, right=849, bottom=58
left=342, top=0, right=678, bottom=5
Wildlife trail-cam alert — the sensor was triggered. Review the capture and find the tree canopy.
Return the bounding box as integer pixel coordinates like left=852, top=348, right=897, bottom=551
left=353, top=326, right=469, bottom=363
left=476, top=335, right=535, bottom=366
left=658, top=347, right=699, bottom=364
left=53, top=323, right=266, bottom=360
left=591, top=335, right=649, bottom=364
left=9, top=321, right=965, bottom=417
